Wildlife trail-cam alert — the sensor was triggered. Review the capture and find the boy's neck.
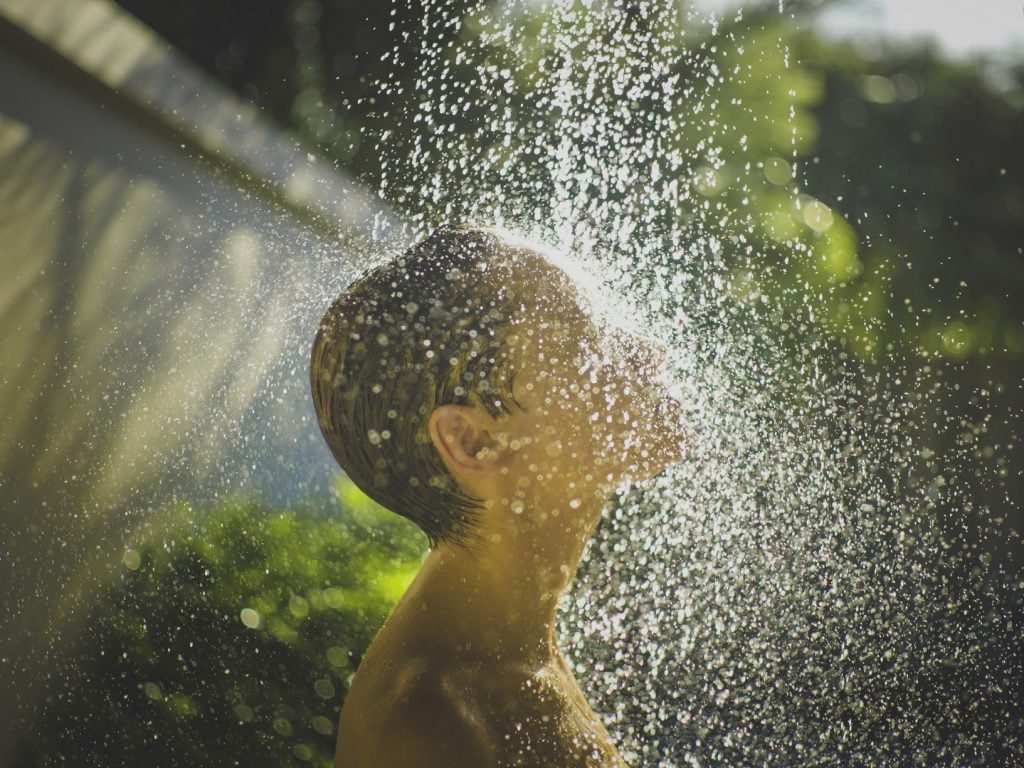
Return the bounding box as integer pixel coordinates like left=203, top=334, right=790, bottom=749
left=391, top=495, right=606, bottom=667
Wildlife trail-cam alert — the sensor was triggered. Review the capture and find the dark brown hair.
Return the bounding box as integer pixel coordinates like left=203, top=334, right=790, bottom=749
left=310, top=225, right=527, bottom=547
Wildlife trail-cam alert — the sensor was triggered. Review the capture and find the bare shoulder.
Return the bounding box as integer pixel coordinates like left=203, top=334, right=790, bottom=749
left=382, top=664, right=498, bottom=766
left=336, top=658, right=497, bottom=768
left=444, top=659, right=631, bottom=767
left=337, top=650, right=628, bottom=767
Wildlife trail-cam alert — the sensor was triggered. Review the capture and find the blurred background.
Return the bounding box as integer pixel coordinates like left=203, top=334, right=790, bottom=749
left=0, top=0, right=1020, bottom=766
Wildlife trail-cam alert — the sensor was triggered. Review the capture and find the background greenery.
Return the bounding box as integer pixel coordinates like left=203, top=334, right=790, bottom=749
left=23, top=478, right=426, bottom=768
left=21, top=0, right=1022, bottom=764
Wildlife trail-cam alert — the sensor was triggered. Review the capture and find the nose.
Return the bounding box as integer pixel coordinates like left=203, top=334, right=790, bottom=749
left=645, top=342, right=670, bottom=388
left=648, top=339, right=668, bottom=372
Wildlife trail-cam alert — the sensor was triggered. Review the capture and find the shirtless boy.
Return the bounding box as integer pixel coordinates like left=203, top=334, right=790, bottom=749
left=310, top=225, right=686, bottom=767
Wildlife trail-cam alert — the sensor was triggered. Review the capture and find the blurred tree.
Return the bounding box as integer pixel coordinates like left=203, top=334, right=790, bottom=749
left=21, top=478, right=427, bottom=768
left=792, top=33, right=1024, bottom=563
left=798, top=36, right=1024, bottom=360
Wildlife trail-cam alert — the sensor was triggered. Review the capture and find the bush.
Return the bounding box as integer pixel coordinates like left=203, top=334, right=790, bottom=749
left=24, top=477, right=427, bottom=768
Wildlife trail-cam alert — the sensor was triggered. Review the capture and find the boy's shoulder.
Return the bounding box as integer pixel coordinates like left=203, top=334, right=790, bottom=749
left=382, top=660, right=499, bottom=766
left=336, top=654, right=500, bottom=768
left=339, top=651, right=624, bottom=768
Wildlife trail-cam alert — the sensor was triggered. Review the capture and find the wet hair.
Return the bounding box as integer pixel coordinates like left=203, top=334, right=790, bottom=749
left=310, top=225, right=528, bottom=548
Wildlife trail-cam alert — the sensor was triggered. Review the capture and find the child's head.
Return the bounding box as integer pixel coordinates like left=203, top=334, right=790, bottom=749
left=310, top=225, right=685, bottom=549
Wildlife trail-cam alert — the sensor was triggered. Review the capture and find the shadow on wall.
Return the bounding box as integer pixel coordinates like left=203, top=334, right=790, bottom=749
left=0, top=12, right=395, bottom=757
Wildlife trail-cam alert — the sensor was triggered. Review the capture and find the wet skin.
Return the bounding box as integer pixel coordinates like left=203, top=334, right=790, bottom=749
left=335, top=248, right=687, bottom=767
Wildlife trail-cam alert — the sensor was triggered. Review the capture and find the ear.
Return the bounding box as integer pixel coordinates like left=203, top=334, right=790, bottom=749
left=429, top=404, right=505, bottom=475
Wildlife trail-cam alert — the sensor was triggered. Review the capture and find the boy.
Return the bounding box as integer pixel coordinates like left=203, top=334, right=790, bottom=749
left=310, top=225, right=686, bottom=767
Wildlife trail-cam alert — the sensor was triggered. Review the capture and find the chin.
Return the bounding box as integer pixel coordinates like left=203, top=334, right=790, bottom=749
left=617, top=453, right=678, bottom=489
left=601, top=417, right=689, bottom=488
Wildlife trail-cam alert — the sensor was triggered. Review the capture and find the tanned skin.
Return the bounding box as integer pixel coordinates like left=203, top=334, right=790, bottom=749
left=334, top=248, right=687, bottom=767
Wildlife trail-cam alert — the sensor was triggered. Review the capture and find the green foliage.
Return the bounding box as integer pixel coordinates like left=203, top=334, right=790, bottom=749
left=24, top=477, right=428, bottom=768
left=797, top=33, right=1024, bottom=362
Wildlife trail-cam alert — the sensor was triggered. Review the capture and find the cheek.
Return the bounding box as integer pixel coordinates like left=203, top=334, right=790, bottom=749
left=520, top=354, right=643, bottom=447
left=583, top=361, right=636, bottom=417
left=566, top=371, right=636, bottom=452
left=585, top=366, right=663, bottom=455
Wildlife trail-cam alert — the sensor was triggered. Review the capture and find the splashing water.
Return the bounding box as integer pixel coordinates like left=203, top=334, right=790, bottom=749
left=352, top=0, right=1022, bottom=765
